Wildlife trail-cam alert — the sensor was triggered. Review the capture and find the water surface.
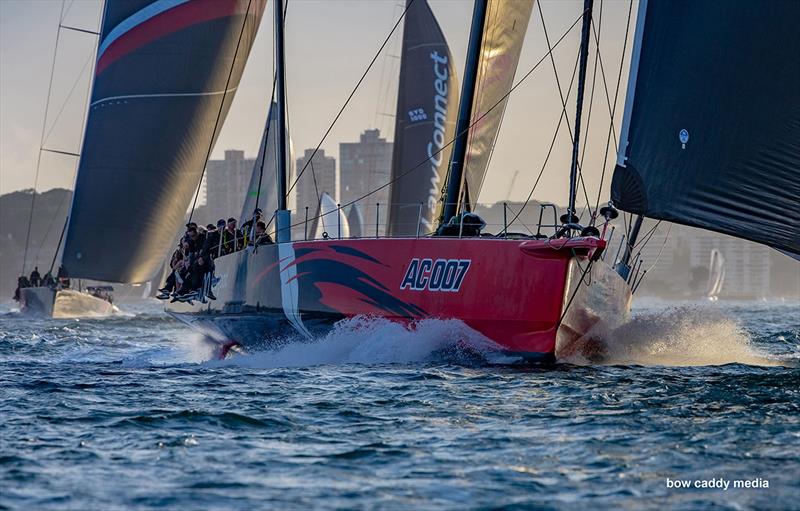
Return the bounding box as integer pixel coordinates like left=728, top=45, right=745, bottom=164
left=1, top=300, right=798, bottom=510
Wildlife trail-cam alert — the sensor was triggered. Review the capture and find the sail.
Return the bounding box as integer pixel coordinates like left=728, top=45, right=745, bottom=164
left=347, top=203, right=364, bottom=238
left=315, top=193, right=350, bottom=240
left=241, top=101, right=277, bottom=222
left=61, top=0, right=266, bottom=282
left=387, top=0, right=459, bottom=237
left=461, top=0, right=533, bottom=208
left=612, top=0, right=800, bottom=256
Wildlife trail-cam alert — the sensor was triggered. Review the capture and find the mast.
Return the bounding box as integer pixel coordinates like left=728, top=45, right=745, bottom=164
left=274, top=0, right=290, bottom=242
left=564, top=0, right=594, bottom=228
left=439, top=0, right=488, bottom=226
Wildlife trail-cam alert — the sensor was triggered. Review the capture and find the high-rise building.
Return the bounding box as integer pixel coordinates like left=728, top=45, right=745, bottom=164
left=205, top=150, right=254, bottom=223
left=339, top=129, right=392, bottom=236
left=295, top=148, right=337, bottom=231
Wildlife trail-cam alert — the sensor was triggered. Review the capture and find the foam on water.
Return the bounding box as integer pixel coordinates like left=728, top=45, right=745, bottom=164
left=213, top=307, right=790, bottom=369
left=559, top=306, right=786, bottom=367
left=212, top=316, right=511, bottom=369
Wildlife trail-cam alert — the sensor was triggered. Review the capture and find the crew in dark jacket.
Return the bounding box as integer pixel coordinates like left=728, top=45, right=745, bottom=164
left=29, top=267, right=41, bottom=287
left=241, top=208, right=262, bottom=245
left=221, top=218, right=243, bottom=254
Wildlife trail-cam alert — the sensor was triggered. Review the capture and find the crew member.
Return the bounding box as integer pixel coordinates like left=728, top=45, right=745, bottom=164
left=29, top=267, right=41, bottom=287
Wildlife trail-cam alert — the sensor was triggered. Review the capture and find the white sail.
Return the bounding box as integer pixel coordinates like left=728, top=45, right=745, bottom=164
left=314, top=192, right=350, bottom=240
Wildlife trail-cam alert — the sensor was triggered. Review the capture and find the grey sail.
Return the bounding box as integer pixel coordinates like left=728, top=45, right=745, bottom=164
left=241, top=101, right=278, bottom=223
left=62, top=0, right=266, bottom=283
left=386, top=0, right=459, bottom=237
left=612, top=0, right=800, bottom=256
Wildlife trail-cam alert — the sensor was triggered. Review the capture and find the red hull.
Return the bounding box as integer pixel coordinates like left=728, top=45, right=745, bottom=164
left=167, top=236, right=630, bottom=360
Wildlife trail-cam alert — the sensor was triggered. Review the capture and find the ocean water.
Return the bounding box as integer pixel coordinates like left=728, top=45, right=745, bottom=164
left=1, top=300, right=798, bottom=510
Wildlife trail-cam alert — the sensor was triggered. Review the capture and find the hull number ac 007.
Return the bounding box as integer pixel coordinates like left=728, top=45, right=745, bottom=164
left=400, top=258, right=471, bottom=292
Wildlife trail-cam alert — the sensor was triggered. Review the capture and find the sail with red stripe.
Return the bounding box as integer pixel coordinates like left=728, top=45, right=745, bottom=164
left=62, top=0, right=265, bottom=282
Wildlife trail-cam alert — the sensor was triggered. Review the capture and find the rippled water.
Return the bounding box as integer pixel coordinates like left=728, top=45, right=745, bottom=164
left=1, top=300, right=798, bottom=510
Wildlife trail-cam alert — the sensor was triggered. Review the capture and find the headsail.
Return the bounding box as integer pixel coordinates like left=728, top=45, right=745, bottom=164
left=460, top=0, right=533, bottom=209
left=612, top=0, right=800, bottom=256
left=241, top=101, right=277, bottom=222
left=387, top=0, right=459, bottom=237
left=315, top=192, right=349, bottom=240
left=62, top=0, right=266, bottom=282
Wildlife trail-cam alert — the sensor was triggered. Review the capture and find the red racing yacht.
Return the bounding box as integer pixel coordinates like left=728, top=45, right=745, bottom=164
left=166, top=0, right=634, bottom=362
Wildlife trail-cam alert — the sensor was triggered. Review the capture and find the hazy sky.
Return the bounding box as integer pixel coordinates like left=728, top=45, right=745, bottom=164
left=0, top=0, right=636, bottom=207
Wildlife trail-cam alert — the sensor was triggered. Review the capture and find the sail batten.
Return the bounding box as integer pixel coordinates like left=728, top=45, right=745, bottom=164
left=612, top=0, right=800, bottom=256
left=62, top=0, right=265, bottom=282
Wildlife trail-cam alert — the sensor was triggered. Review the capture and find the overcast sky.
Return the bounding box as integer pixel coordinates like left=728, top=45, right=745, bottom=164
left=0, top=0, right=636, bottom=207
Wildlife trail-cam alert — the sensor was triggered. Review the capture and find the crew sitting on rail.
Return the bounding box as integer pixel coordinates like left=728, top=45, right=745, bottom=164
left=42, top=271, right=55, bottom=288
left=56, top=264, right=70, bottom=289
left=12, top=276, right=30, bottom=302
left=29, top=267, right=41, bottom=287
left=251, top=221, right=274, bottom=246
left=241, top=208, right=262, bottom=245
left=222, top=217, right=243, bottom=254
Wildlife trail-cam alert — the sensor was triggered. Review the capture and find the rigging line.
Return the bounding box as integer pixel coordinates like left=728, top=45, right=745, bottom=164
left=638, top=223, right=671, bottom=277
left=556, top=258, right=595, bottom=328
left=43, top=52, right=93, bottom=145
left=253, top=73, right=277, bottom=217
left=43, top=16, right=100, bottom=269
left=61, top=0, right=75, bottom=23
left=593, top=0, right=634, bottom=212
left=22, top=0, right=67, bottom=276
left=537, top=1, right=592, bottom=216
left=578, top=0, right=602, bottom=171
left=34, top=190, right=71, bottom=263
left=503, top=47, right=580, bottom=233
left=188, top=0, right=254, bottom=223
left=309, top=159, right=323, bottom=233
left=286, top=0, right=415, bottom=198
left=59, top=25, right=100, bottom=36
left=633, top=220, right=661, bottom=250
left=372, top=0, right=404, bottom=131
left=267, top=9, right=586, bottom=238
left=589, top=13, right=621, bottom=154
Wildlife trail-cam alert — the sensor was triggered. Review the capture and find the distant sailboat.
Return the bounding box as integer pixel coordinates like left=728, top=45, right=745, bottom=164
left=314, top=193, right=350, bottom=240
left=706, top=249, right=725, bottom=301
left=18, top=0, right=265, bottom=317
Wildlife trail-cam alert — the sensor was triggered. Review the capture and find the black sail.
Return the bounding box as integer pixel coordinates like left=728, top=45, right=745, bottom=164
left=62, top=0, right=265, bottom=282
left=387, top=0, right=459, bottom=237
left=612, top=0, right=800, bottom=256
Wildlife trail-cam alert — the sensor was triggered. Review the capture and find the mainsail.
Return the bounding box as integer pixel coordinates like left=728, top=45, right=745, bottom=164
left=62, top=0, right=265, bottom=282
left=387, top=0, right=459, bottom=237
left=612, top=0, right=800, bottom=256
left=460, top=0, right=533, bottom=209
